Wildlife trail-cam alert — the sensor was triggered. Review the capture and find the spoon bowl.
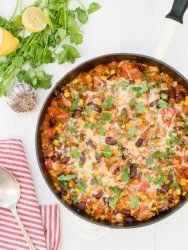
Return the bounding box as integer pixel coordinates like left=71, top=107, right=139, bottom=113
left=0, top=167, right=36, bottom=250
left=0, top=168, right=20, bottom=209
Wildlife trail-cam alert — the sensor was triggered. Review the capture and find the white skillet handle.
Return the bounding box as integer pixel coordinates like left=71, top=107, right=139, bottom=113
left=11, top=207, right=36, bottom=250
left=155, top=0, right=188, bottom=60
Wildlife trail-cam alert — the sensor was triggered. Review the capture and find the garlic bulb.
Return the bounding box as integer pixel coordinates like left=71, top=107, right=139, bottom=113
left=7, top=84, right=38, bottom=112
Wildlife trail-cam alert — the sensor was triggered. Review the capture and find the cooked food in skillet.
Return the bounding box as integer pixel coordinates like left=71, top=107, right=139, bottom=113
left=41, top=61, right=188, bottom=224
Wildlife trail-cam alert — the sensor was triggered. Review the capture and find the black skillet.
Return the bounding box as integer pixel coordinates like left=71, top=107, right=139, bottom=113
left=36, top=0, right=188, bottom=228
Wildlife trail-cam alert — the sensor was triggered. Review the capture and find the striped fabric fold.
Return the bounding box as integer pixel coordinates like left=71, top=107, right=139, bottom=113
left=0, top=139, right=61, bottom=250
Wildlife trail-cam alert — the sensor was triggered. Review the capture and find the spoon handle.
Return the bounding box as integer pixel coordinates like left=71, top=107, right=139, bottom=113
left=11, top=208, right=36, bottom=250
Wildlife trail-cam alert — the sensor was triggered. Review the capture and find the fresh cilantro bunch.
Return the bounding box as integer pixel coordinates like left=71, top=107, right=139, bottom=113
left=0, top=0, right=101, bottom=96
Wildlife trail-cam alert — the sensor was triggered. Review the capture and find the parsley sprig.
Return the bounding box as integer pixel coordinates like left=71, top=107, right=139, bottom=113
left=0, top=0, right=101, bottom=95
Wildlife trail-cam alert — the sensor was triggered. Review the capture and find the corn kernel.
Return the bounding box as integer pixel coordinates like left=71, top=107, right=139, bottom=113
left=54, top=182, right=58, bottom=187
left=69, top=180, right=75, bottom=188
left=175, top=199, right=179, bottom=204
left=64, top=91, right=70, bottom=98
left=51, top=172, right=57, bottom=177
left=75, top=188, right=80, bottom=195
left=110, top=69, right=116, bottom=75
left=176, top=189, right=181, bottom=195
left=78, top=99, right=84, bottom=106
left=152, top=206, right=157, bottom=211
left=100, top=215, right=106, bottom=221
left=185, top=96, right=188, bottom=105
left=53, top=140, right=59, bottom=146
left=116, top=214, right=124, bottom=222
left=168, top=189, right=173, bottom=195
left=182, top=191, right=187, bottom=196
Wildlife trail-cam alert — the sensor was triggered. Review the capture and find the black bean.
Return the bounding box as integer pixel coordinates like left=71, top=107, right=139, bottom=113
left=95, top=154, right=102, bottom=163
left=72, top=109, right=82, bottom=118
left=135, top=138, right=143, bottom=147
left=167, top=196, right=173, bottom=203
left=93, top=191, right=103, bottom=199
left=77, top=202, right=87, bottom=211
left=107, top=73, right=116, bottom=80
left=175, top=91, right=186, bottom=103
left=168, top=87, right=176, bottom=99
left=122, top=209, right=131, bottom=217
left=60, top=186, right=67, bottom=196
left=130, top=164, right=137, bottom=178
left=124, top=216, right=135, bottom=223
left=49, top=118, right=57, bottom=127
left=103, top=197, right=108, bottom=204
left=150, top=99, right=159, bottom=107
left=122, top=154, right=126, bottom=160
left=168, top=174, right=174, bottom=183
left=113, top=167, right=120, bottom=175
left=54, top=93, right=62, bottom=100
left=161, top=184, right=170, bottom=193
left=61, top=157, right=70, bottom=164
left=138, top=65, right=145, bottom=72
left=86, top=140, right=96, bottom=148
left=80, top=154, right=86, bottom=164
left=51, top=155, right=58, bottom=161
left=105, top=137, right=117, bottom=145
left=88, top=102, right=102, bottom=113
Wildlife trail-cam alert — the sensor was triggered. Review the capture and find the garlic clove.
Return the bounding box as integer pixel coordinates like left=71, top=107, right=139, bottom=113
left=7, top=84, right=38, bottom=113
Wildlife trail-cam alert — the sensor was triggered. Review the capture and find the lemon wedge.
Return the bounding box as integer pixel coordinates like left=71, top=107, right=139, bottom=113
left=22, top=6, right=47, bottom=33
left=0, top=28, right=19, bottom=56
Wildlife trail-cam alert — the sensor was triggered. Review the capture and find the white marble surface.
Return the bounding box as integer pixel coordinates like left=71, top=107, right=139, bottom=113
left=0, top=0, right=188, bottom=249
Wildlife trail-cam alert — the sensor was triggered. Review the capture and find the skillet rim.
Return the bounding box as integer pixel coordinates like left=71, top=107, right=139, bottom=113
left=35, top=53, right=188, bottom=228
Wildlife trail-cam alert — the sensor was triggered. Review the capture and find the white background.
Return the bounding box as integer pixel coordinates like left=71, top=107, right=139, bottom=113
left=0, top=0, right=188, bottom=249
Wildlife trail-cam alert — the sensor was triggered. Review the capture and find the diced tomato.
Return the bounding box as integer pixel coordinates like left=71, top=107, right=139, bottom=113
left=45, top=158, right=52, bottom=170
left=47, top=127, right=55, bottom=139
left=56, top=112, right=69, bottom=121
left=138, top=181, right=149, bottom=192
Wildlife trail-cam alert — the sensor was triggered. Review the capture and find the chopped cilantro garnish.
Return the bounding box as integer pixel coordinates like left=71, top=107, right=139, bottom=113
left=184, top=125, right=188, bottom=133
left=57, top=174, right=75, bottom=182
left=155, top=167, right=164, bottom=174
left=146, top=155, right=154, bottom=165
left=99, top=125, right=106, bottom=136
left=157, top=99, right=170, bottom=109
left=85, top=122, right=95, bottom=130
left=153, top=176, right=167, bottom=186
left=84, top=106, right=93, bottom=115
left=71, top=148, right=81, bottom=158
left=103, top=145, right=114, bottom=158
left=69, top=127, right=76, bottom=133
left=135, top=102, right=145, bottom=114
left=146, top=175, right=153, bottom=183
left=93, top=177, right=102, bottom=184
left=87, top=2, right=101, bottom=14
left=121, top=165, right=130, bottom=184
left=72, top=196, right=78, bottom=204
left=70, top=98, right=79, bottom=111
left=108, top=187, right=121, bottom=209
left=101, top=113, right=112, bottom=121
left=102, top=98, right=115, bottom=109
left=128, top=126, right=138, bottom=135
left=121, top=80, right=129, bottom=90
left=130, top=196, right=140, bottom=209
left=77, top=180, right=87, bottom=192
left=130, top=99, right=137, bottom=108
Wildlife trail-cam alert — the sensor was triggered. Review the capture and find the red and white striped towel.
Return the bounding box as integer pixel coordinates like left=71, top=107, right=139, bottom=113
left=0, top=139, right=61, bottom=250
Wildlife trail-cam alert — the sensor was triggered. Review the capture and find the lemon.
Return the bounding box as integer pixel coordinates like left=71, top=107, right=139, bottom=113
left=0, top=28, right=19, bottom=56
left=22, top=6, right=47, bottom=33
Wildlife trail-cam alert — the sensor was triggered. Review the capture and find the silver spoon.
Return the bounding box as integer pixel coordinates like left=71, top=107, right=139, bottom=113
left=0, top=167, right=36, bottom=250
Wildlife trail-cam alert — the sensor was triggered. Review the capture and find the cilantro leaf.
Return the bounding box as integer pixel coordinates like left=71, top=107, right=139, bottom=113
left=101, top=113, right=112, bottom=121
left=158, top=99, right=170, bottom=109
left=121, top=80, right=129, bottom=90
left=76, top=7, right=88, bottom=24
left=71, top=148, right=81, bottom=158
left=57, top=174, right=75, bottom=181
left=121, top=165, right=130, bottom=184
left=87, top=2, right=101, bottom=14
left=146, top=155, right=154, bottom=165
left=103, top=145, right=114, bottom=158
left=102, top=98, right=115, bottom=109
left=130, top=196, right=140, bottom=209
left=153, top=176, right=167, bottom=186
left=77, top=180, right=87, bottom=192
left=85, top=122, right=95, bottom=130
left=184, top=125, right=188, bottom=133
left=70, top=98, right=79, bottom=111
left=135, top=103, right=145, bottom=114
left=99, top=125, right=106, bottom=136
left=56, top=45, right=80, bottom=64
